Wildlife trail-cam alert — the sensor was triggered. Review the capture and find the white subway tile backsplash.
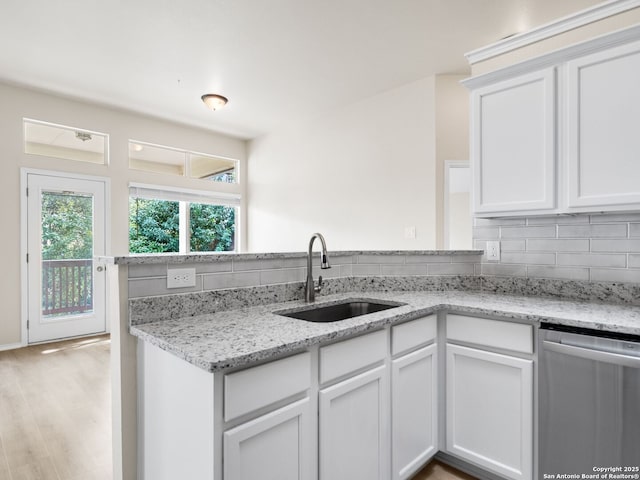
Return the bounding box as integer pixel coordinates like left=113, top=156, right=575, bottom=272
left=405, top=255, right=451, bottom=264
left=527, top=265, right=590, bottom=281
left=381, top=264, right=428, bottom=276
left=527, top=239, right=590, bottom=252
left=128, top=263, right=170, bottom=278
left=196, top=262, right=234, bottom=274
left=282, top=257, right=308, bottom=268
left=590, top=213, right=640, bottom=223
left=474, top=218, right=526, bottom=226
left=129, top=276, right=203, bottom=298
left=202, top=272, right=261, bottom=290
left=340, top=264, right=353, bottom=276
left=501, top=252, right=556, bottom=265
left=450, top=255, right=482, bottom=263
left=233, top=259, right=283, bottom=271
left=501, top=225, right=556, bottom=238
left=260, top=268, right=305, bottom=285
left=352, top=264, right=381, bottom=276
left=590, top=268, right=640, bottom=283
left=356, top=254, right=404, bottom=264
left=501, top=240, right=527, bottom=251
left=428, top=263, right=475, bottom=275
left=591, top=239, right=640, bottom=253
left=312, top=265, right=343, bottom=278
left=558, top=224, right=627, bottom=238
left=557, top=253, right=627, bottom=268
left=481, top=264, right=527, bottom=277
left=527, top=215, right=589, bottom=225
left=472, top=226, right=500, bottom=239
left=328, top=255, right=355, bottom=264
left=473, top=213, right=640, bottom=284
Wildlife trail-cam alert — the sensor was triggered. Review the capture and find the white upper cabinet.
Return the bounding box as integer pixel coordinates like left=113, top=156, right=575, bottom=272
left=567, top=40, right=640, bottom=209
left=466, top=26, right=640, bottom=217
left=472, top=68, right=556, bottom=215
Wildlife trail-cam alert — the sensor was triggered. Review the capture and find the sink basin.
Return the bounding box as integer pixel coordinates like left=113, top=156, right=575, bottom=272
left=277, top=299, right=404, bottom=323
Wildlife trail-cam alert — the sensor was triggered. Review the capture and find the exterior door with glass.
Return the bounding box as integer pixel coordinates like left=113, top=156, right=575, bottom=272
left=26, top=173, right=106, bottom=343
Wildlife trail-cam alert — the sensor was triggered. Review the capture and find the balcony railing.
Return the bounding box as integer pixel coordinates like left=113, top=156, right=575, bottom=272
left=42, top=259, right=93, bottom=316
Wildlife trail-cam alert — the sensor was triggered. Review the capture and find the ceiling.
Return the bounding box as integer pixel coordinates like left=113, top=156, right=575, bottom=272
left=0, top=0, right=601, bottom=140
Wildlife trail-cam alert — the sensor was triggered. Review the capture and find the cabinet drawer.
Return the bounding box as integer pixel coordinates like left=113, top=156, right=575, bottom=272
left=320, top=329, right=387, bottom=384
left=224, top=351, right=311, bottom=422
left=446, top=314, right=533, bottom=354
left=391, top=315, right=437, bottom=356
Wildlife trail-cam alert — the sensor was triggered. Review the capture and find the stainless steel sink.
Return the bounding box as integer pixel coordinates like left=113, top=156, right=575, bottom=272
left=277, top=299, right=404, bottom=323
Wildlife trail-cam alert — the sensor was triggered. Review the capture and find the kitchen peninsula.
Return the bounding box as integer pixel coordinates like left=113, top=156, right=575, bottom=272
left=104, top=250, right=640, bottom=480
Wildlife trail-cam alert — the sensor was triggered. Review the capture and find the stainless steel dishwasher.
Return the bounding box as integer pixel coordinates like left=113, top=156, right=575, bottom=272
left=539, top=323, right=640, bottom=476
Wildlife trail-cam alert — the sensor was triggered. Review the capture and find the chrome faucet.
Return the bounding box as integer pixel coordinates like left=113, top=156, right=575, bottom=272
left=305, top=233, right=331, bottom=302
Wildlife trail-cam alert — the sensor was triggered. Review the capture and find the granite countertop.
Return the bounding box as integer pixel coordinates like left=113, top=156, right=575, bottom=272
left=105, top=249, right=482, bottom=265
left=130, top=290, right=640, bottom=373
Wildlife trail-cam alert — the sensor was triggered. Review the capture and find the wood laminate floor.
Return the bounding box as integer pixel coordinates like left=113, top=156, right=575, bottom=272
left=412, top=460, right=478, bottom=480
left=0, top=335, right=111, bottom=480
left=0, top=334, right=474, bottom=480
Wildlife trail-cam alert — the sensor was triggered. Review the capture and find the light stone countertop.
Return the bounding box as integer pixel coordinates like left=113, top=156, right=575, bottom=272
left=130, top=290, right=640, bottom=373
left=105, top=250, right=482, bottom=265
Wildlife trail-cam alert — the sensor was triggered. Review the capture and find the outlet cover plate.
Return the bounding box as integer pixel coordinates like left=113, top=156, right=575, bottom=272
left=486, top=241, right=501, bottom=261
left=167, top=268, right=197, bottom=288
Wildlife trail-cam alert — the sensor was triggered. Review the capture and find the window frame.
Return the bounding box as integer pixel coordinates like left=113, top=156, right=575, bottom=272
left=23, top=118, right=109, bottom=165
left=128, top=183, right=240, bottom=254
left=128, top=140, right=240, bottom=184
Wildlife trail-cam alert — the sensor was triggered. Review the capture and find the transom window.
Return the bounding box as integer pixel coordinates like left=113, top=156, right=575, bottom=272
left=128, top=141, right=238, bottom=184
left=24, top=118, right=108, bottom=165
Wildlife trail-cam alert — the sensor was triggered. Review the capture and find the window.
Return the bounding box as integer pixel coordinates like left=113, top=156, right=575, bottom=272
left=129, top=141, right=238, bottom=184
left=128, top=185, right=239, bottom=254
left=24, top=118, right=108, bottom=164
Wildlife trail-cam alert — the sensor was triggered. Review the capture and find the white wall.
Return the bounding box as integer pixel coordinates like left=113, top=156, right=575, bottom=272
left=0, top=82, right=246, bottom=347
left=247, top=77, right=437, bottom=252
left=435, top=75, right=470, bottom=248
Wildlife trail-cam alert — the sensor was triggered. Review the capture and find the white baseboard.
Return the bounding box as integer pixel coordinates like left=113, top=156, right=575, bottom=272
left=0, top=342, right=24, bottom=352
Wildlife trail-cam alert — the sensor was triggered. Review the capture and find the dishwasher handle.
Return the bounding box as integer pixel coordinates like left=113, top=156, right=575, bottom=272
left=543, top=340, right=640, bottom=368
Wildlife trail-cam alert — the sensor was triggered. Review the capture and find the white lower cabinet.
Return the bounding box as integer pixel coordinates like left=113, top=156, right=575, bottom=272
left=139, top=313, right=535, bottom=480
left=391, top=343, right=438, bottom=480
left=319, top=365, right=389, bottom=480
left=446, top=343, right=533, bottom=480
left=224, top=398, right=312, bottom=480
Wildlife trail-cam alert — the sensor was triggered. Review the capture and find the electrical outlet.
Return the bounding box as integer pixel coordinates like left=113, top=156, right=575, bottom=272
left=486, top=241, right=501, bottom=261
left=404, top=226, right=416, bottom=239
left=167, top=268, right=197, bottom=288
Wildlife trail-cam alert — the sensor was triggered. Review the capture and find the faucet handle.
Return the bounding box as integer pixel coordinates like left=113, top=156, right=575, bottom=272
left=314, top=275, right=324, bottom=293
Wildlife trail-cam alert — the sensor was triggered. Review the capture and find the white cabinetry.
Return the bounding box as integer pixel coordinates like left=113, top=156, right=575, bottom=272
left=471, top=69, right=556, bottom=215
left=139, top=312, right=535, bottom=480
left=224, top=399, right=312, bottom=480
left=223, top=352, right=312, bottom=480
left=466, top=27, right=640, bottom=216
left=318, top=329, right=389, bottom=480
left=319, top=366, right=388, bottom=480
left=567, top=40, right=640, bottom=209
left=445, top=315, right=533, bottom=480
left=391, top=315, right=438, bottom=480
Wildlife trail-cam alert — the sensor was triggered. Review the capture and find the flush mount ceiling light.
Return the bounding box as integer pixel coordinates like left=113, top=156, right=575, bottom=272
left=201, top=94, right=228, bottom=111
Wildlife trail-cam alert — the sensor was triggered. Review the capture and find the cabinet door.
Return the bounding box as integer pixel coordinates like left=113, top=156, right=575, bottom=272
left=391, top=343, right=438, bottom=480
left=224, top=398, right=312, bottom=480
left=567, top=40, right=640, bottom=209
left=319, top=365, right=389, bottom=480
left=471, top=68, right=556, bottom=215
left=446, top=344, right=533, bottom=480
